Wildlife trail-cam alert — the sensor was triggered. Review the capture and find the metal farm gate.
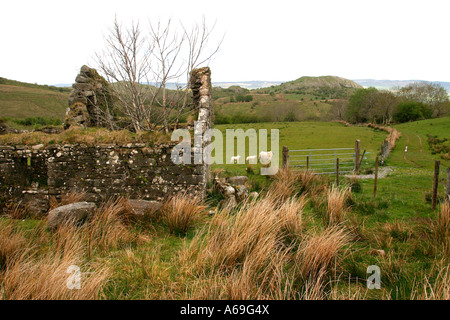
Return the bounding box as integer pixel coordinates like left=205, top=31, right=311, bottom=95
left=282, top=140, right=362, bottom=175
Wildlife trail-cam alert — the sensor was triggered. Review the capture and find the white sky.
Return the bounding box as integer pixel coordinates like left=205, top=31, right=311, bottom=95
left=1, top=0, right=450, bottom=85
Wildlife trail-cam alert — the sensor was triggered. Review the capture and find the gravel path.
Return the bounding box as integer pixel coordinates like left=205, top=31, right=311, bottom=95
left=345, top=167, right=393, bottom=179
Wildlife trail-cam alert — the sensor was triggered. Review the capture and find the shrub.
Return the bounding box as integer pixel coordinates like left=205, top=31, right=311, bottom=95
left=393, top=101, right=432, bottom=123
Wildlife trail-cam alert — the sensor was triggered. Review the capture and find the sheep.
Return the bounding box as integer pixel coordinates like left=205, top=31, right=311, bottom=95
left=230, top=155, right=241, bottom=164
left=258, top=151, right=273, bottom=165
left=246, top=155, right=257, bottom=163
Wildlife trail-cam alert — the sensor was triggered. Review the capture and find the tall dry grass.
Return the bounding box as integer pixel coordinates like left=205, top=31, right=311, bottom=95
left=294, top=226, right=350, bottom=284
left=161, top=192, right=207, bottom=235
left=411, top=261, right=450, bottom=300
left=434, top=201, right=450, bottom=247
left=49, top=191, right=87, bottom=211
left=0, top=220, right=28, bottom=270
left=326, top=186, right=350, bottom=226
left=277, top=196, right=307, bottom=243
left=0, top=196, right=149, bottom=300
left=84, top=198, right=140, bottom=256
left=1, top=225, right=108, bottom=300
left=181, top=189, right=351, bottom=300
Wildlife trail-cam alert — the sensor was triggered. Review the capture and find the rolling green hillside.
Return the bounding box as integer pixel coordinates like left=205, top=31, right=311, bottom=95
left=0, top=77, right=70, bottom=121
left=256, top=75, right=362, bottom=98
left=213, top=76, right=364, bottom=124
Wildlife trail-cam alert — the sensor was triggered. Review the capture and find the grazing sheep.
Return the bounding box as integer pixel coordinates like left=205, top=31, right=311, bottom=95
left=246, top=155, right=257, bottom=163
left=230, top=155, right=241, bottom=164
left=258, top=151, right=273, bottom=164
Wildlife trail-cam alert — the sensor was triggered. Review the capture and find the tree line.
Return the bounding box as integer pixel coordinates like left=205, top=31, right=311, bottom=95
left=339, top=82, right=450, bottom=124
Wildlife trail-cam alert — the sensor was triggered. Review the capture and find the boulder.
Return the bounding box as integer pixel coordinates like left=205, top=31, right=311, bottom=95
left=227, top=176, right=248, bottom=186
left=214, top=177, right=239, bottom=209
left=249, top=191, right=259, bottom=199
left=126, top=199, right=162, bottom=219
left=47, top=202, right=96, bottom=230
left=235, top=185, right=249, bottom=203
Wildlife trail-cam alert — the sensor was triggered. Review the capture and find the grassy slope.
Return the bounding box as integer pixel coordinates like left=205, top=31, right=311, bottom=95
left=215, top=93, right=334, bottom=122
left=0, top=84, right=69, bottom=120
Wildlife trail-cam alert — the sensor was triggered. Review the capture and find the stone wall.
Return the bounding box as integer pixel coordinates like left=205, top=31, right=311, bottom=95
left=0, top=142, right=206, bottom=217
left=1, top=67, right=213, bottom=218
left=65, top=65, right=114, bottom=129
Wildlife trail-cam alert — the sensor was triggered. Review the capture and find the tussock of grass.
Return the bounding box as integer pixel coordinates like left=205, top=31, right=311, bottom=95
left=0, top=195, right=153, bottom=300
left=0, top=220, right=27, bottom=270
left=435, top=202, right=450, bottom=244
left=161, top=193, right=207, bottom=236
left=326, top=186, right=350, bottom=226
left=294, top=226, right=350, bottom=284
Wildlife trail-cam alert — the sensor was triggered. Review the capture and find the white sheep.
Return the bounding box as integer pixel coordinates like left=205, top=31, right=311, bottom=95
left=230, top=155, right=241, bottom=164
left=246, top=155, right=257, bottom=163
left=258, top=151, right=273, bottom=165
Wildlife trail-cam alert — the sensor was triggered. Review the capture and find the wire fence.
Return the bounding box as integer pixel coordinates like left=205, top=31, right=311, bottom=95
left=285, top=144, right=449, bottom=210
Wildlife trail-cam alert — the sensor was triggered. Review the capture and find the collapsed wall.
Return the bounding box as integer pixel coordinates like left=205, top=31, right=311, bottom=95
left=0, top=67, right=213, bottom=218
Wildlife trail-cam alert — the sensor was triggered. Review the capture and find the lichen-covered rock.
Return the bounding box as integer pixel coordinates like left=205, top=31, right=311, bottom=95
left=47, top=202, right=96, bottom=230
left=126, top=199, right=162, bottom=219
left=235, top=185, right=249, bottom=203
left=227, top=176, right=248, bottom=186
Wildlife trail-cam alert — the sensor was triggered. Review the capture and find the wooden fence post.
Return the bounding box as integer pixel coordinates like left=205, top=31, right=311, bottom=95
left=432, top=160, right=440, bottom=210
left=336, top=158, right=340, bottom=187
left=282, top=146, right=289, bottom=169
left=355, top=140, right=361, bottom=173
left=447, top=167, right=450, bottom=203
left=374, top=156, right=379, bottom=199
left=306, top=156, right=310, bottom=171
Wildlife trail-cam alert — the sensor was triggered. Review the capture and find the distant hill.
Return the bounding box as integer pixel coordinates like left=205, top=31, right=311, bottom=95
left=0, top=77, right=70, bottom=120
left=212, top=81, right=283, bottom=90
left=256, top=76, right=363, bottom=99
left=353, top=79, right=450, bottom=92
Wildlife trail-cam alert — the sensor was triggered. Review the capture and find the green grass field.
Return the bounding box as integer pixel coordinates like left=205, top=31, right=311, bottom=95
left=212, top=121, right=386, bottom=176
left=0, top=84, right=68, bottom=120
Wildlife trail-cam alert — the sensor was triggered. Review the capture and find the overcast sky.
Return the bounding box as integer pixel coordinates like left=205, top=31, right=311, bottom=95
left=1, top=0, right=449, bottom=85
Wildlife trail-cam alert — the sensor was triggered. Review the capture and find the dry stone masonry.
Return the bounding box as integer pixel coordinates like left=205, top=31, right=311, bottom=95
left=0, top=142, right=206, bottom=217
left=190, top=67, right=213, bottom=181
left=0, top=67, right=214, bottom=218
left=65, top=65, right=114, bottom=129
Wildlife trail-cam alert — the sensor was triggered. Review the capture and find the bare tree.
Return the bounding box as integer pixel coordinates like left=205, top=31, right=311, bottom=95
left=95, top=17, right=222, bottom=132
